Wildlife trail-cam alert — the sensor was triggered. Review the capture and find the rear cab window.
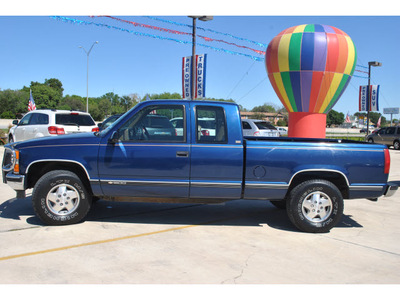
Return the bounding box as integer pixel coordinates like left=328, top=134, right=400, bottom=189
left=196, top=106, right=227, bottom=144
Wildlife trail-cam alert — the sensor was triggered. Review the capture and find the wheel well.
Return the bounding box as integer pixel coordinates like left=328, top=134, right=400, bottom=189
left=26, top=161, right=93, bottom=195
left=287, top=171, right=349, bottom=199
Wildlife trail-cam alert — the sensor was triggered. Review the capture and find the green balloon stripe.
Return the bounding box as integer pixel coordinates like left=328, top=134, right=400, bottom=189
left=280, top=72, right=298, bottom=112
left=323, top=74, right=350, bottom=113
left=289, top=33, right=302, bottom=71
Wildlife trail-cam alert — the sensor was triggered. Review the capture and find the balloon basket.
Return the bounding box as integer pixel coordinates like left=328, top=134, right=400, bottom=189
left=288, top=112, right=327, bottom=139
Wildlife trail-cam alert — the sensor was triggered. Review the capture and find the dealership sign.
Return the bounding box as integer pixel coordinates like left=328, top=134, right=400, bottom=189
left=182, top=54, right=207, bottom=99
left=359, top=85, right=380, bottom=112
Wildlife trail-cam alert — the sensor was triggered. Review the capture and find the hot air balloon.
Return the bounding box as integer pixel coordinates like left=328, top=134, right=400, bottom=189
left=266, top=24, right=357, bottom=138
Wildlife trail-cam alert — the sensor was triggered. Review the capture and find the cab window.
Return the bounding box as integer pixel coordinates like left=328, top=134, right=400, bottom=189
left=196, top=106, right=227, bottom=144
left=118, top=105, right=185, bottom=143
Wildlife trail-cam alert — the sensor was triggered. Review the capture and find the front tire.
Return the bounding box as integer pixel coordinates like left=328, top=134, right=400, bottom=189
left=32, top=170, right=92, bottom=225
left=287, top=179, right=343, bottom=233
left=394, top=140, right=400, bottom=150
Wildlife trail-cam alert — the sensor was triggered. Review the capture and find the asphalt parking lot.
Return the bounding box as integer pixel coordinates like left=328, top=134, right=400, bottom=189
left=0, top=145, right=399, bottom=285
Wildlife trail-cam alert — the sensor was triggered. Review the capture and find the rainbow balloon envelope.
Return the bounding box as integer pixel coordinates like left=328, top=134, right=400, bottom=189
left=266, top=24, right=357, bottom=138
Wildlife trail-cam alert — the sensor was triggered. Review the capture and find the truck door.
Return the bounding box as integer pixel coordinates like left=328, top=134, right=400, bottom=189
left=98, top=104, right=190, bottom=199
left=189, top=104, right=244, bottom=200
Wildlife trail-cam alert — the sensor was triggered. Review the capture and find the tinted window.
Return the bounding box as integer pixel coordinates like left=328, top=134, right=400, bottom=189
left=242, top=121, right=252, bottom=130
left=386, top=127, right=396, bottom=135
left=254, top=121, right=276, bottom=130
left=118, top=105, right=185, bottom=142
left=30, top=113, right=49, bottom=125
left=196, top=106, right=227, bottom=144
left=56, top=114, right=95, bottom=126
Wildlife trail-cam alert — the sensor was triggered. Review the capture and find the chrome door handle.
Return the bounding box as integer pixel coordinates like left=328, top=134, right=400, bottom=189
left=176, top=151, right=189, bottom=157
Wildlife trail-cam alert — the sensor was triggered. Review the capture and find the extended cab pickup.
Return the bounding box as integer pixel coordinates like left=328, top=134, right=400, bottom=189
left=2, top=100, right=398, bottom=233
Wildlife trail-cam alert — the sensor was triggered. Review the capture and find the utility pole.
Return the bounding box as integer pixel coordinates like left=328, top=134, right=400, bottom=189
left=188, top=16, right=213, bottom=100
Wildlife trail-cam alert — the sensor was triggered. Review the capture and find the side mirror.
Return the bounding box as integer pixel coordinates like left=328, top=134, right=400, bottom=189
left=108, top=131, right=119, bottom=144
left=12, top=120, right=19, bottom=125
left=97, top=122, right=103, bottom=128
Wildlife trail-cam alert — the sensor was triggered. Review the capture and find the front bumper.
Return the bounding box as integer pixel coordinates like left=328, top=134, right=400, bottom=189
left=4, top=172, right=26, bottom=191
left=384, top=182, right=398, bottom=197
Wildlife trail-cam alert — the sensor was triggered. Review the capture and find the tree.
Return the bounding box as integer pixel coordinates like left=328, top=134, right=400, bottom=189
left=0, top=89, right=29, bottom=118
left=252, top=103, right=277, bottom=113
left=326, top=110, right=344, bottom=127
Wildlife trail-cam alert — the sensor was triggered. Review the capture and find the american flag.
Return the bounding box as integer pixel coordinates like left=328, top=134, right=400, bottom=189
left=28, top=89, right=36, bottom=111
left=345, top=112, right=351, bottom=123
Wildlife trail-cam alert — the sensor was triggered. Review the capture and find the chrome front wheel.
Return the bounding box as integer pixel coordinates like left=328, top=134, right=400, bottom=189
left=32, top=170, right=91, bottom=225
left=46, top=184, right=81, bottom=216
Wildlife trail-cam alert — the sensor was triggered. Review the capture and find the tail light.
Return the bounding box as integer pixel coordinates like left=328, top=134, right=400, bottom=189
left=48, top=126, right=65, bottom=135
left=384, top=148, right=390, bottom=174
left=92, top=127, right=100, bottom=132
left=201, top=130, right=210, bottom=136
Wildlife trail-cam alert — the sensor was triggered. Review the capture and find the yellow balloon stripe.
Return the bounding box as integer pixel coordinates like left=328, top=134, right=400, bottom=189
left=273, top=73, right=294, bottom=112
left=293, top=24, right=306, bottom=33
left=277, top=33, right=291, bottom=72
left=344, top=35, right=356, bottom=75
left=318, top=73, right=344, bottom=113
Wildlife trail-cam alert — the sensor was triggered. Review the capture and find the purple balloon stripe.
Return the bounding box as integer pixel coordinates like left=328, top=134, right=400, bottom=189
left=300, top=72, right=313, bottom=111
left=313, top=32, right=328, bottom=71
left=321, top=24, right=336, bottom=34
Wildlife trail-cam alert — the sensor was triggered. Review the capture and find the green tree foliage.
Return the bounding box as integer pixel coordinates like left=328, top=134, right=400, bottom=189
left=326, top=110, right=344, bottom=127
left=0, top=89, right=28, bottom=118
left=252, top=103, right=278, bottom=113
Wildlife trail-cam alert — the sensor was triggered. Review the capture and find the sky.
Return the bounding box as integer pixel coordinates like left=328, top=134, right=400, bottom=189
left=1, top=1, right=400, bottom=119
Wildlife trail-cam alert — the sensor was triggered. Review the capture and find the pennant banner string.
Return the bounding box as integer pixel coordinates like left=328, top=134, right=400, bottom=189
left=52, top=16, right=265, bottom=62
left=144, top=16, right=269, bottom=49
left=96, top=16, right=266, bottom=56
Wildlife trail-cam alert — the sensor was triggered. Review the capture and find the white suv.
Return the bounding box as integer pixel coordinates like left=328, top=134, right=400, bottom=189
left=8, top=109, right=99, bottom=143
left=242, top=119, right=280, bottom=137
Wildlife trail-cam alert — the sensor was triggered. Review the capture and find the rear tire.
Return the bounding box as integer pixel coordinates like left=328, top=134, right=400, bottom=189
left=287, top=179, right=343, bottom=233
left=32, top=170, right=92, bottom=225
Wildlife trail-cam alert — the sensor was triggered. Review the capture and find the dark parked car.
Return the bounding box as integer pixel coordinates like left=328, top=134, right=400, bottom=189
left=98, top=114, right=122, bottom=131
left=367, top=126, right=400, bottom=150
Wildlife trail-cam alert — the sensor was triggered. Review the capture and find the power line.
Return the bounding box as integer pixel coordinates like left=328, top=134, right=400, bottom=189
left=226, top=61, right=256, bottom=99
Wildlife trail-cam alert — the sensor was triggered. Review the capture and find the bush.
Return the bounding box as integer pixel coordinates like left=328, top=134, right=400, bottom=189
left=1, top=111, right=15, bottom=119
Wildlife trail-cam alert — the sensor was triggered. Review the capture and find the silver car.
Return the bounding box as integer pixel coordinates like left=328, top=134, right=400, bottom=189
left=367, top=126, right=400, bottom=150
left=242, top=119, right=280, bottom=137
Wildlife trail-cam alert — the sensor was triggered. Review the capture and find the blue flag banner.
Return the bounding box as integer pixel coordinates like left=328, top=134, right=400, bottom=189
left=182, top=54, right=207, bottom=100
left=369, top=85, right=380, bottom=112
left=359, top=86, right=368, bottom=111
left=182, top=56, right=192, bottom=100
left=359, top=85, right=380, bottom=112
left=195, top=54, right=207, bottom=99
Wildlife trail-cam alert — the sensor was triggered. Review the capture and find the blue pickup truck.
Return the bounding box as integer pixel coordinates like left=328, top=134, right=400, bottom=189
left=2, top=100, right=398, bottom=233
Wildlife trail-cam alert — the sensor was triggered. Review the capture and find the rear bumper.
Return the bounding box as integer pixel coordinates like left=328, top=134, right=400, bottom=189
left=384, top=182, right=398, bottom=197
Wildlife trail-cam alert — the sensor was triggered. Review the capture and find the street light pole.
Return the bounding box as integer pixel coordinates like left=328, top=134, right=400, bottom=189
left=366, top=61, right=382, bottom=137
left=79, top=41, right=99, bottom=113
left=189, top=16, right=212, bottom=100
